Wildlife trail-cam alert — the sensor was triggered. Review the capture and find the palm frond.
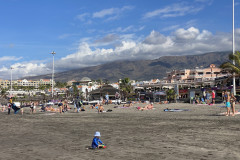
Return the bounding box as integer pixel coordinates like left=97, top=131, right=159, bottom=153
left=220, top=62, right=240, bottom=74
left=229, top=52, right=240, bottom=67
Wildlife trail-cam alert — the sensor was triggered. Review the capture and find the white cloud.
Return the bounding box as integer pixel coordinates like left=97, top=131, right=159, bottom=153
left=94, top=34, right=119, bottom=45
left=113, top=25, right=145, bottom=33
left=1, top=27, right=240, bottom=80
left=76, top=13, right=89, bottom=21
left=58, top=33, right=81, bottom=39
left=174, top=27, right=200, bottom=41
left=195, top=0, right=214, bottom=5
left=143, top=3, right=203, bottom=19
left=92, top=6, right=134, bottom=20
left=0, top=62, right=50, bottom=80
left=54, top=27, right=239, bottom=71
left=143, top=31, right=168, bottom=45
left=0, top=56, right=22, bottom=62
left=93, top=8, right=116, bottom=18
left=162, top=25, right=180, bottom=32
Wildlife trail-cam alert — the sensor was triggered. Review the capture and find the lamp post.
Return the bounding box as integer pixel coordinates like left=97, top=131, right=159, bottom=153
left=10, top=67, right=13, bottom=96
left=233, top=0, right=236, bottom=95
left=50, top=51, right=56, bottom=98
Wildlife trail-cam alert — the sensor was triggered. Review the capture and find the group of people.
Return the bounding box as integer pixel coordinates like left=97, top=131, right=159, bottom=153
left=195, top=90, right=216, bottom=104
left=5, top=97, right=38, bottom=115
left=58, top=99, right=71, bottom=114
left=223, top=91, right=237, bottom=116
left=100, top=92, right=121, bottom=105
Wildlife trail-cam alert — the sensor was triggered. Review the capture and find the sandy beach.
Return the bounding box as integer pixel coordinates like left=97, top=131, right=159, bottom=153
left=0, top=102, right=239, bottom=160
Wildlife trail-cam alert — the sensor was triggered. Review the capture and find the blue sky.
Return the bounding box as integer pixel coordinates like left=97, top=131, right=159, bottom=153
left=0, top=0, right=240, bottom=80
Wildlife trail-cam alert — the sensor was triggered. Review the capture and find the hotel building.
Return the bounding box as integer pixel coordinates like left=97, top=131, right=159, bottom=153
left=163, top=64, right=229, bottom=86
left=0, top=79, right=54, bottom=89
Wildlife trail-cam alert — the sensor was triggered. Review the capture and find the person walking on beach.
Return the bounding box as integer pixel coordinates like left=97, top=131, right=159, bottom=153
left=74, top=97, right=78, bottom=112
left=230, top=93, right=237, bottom=116
left=211, top=90, right=215, bottom=104
left=203, top=90, right=206, bottom=101
left=75, top=97, right=81, bottom=113
left=206, top=91, right=210, bottom=104
left=222, top=91, right=225, bottom=101
left=7, top=103, right=11, bottom=115
left=225, top=92, right=231, bottom=116
left=58, top=100, right=63, bottom=114
left=30, top=102, right=34, bottom=114
left=224, top=91, right=228, bottom=104
left=20, top=107, right=24, bottom=115
left=64, top=99, right=68, bottom=112
left=105, top=93, right=109, bottom=105
left=115, top=92, right=120, bottom=105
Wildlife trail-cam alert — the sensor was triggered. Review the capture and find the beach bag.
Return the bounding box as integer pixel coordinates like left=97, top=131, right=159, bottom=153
left=106, top=109, right=112, bottom=112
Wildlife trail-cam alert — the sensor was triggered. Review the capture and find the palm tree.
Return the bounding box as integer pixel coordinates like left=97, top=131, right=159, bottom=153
left=220, top=51, right=240, bottom=74
left=166, top=89, right=176, bottom=102
left=72, top=85, right=80, bottom=97
left=120, top=78, right=133, bottom=101
left=96, top=79, right=103, bottom=85
left=0, top=87, right=7, bottom=98
left=220, top=51, right=240, bottom=85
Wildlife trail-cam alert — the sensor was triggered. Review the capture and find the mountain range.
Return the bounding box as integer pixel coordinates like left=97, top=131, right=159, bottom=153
left=24, top=51, right=231, bottom=82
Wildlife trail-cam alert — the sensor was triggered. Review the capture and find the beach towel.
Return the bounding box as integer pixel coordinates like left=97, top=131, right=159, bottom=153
left=217, top=111, right=240, bottom=116
left=164, top=109, right=190, bottom=112
left=216, top=106, right=227, bottom=108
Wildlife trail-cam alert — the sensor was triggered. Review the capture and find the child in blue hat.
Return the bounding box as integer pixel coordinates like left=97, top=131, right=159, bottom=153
left=91, top=131, right=106, bottom=149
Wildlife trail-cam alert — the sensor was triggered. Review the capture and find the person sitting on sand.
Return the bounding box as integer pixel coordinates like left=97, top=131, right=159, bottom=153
left=91, top=131, right=105, bottom=149
left=146, top=103, right=154, bottom=110
left=98, top=105, right=104, bottom=113
left=123, top=102, right=133, bottom=108
left=90, top=104, right=96, bottom=109
left=128, top=101, right=133, bottom=106
left=137, top=103, right=154, bottom=111
left=81, top=106, right=85, bottom=111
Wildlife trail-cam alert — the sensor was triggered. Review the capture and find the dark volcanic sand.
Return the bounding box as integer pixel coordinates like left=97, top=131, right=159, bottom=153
left=0, top=103, right=239, bottom=160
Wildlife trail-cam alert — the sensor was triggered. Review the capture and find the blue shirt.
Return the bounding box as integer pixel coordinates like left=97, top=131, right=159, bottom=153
left=91, top=137, right=103, bottom=149
left=105, top=95, right=109, bottom=100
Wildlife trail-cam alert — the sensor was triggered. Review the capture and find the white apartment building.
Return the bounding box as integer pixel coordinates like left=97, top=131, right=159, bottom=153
left=0, top=79, right=54, bottom=89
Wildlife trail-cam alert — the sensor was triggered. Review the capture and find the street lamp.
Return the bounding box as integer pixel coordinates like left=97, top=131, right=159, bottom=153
left=50, top=51, right=56, bottom=98
left=10, top=67, right=13, bottom=95
left=232, top=0, right=236, bottom=95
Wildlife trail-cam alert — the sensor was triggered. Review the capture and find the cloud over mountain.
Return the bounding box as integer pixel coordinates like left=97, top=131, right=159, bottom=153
left=0, top=27, right=239, bottom=80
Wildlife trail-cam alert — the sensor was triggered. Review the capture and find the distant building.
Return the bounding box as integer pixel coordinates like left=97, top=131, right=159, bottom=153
left=163, top=64, right=228, bottom=85
left=67, top=79, right=76, bottom=86
left=0, top=79, right=54, bottom=89
left=72, top=77, right=92, bottom=86
left=88, top=85, right=120, bottom=100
